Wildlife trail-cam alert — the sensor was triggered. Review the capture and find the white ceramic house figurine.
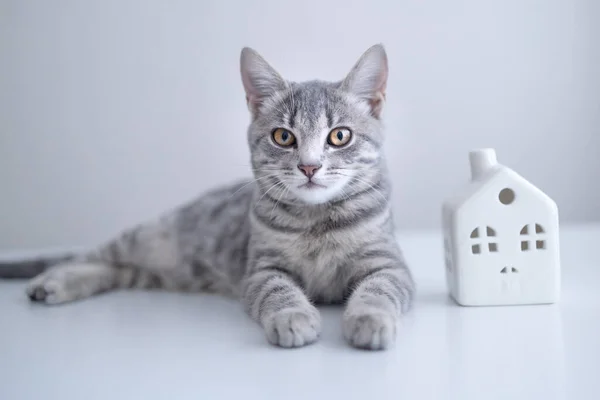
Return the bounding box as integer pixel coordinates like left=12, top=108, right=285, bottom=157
left=442, top=148, right=560, bottom=306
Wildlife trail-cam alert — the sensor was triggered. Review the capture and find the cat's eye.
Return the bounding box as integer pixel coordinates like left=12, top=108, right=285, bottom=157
left=328, top=127, right=352, bottom=147
left=272, top=128, right=296, bottom=147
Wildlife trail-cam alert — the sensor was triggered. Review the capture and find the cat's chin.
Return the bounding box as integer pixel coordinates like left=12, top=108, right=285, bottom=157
left=291, top=183, right=346, bottom=205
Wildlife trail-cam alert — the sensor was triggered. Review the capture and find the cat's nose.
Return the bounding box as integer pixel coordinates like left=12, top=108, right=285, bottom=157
left=298, top=164, right=322, bottom=179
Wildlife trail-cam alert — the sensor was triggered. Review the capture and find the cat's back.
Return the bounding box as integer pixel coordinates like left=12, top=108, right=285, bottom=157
left=175, top=179, right=255, bottom=284
left=177, top=179, right=255, bottom=231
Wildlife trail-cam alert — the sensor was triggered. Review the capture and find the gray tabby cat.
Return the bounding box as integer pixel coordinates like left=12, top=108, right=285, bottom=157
left=0, top=44, right=414, bottom=350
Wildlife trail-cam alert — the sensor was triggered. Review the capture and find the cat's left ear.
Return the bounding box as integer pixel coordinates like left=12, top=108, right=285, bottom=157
left=341, top=44, right=388, bottom=118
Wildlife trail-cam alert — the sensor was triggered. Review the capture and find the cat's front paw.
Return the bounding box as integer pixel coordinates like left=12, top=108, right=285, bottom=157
left=343, top=309, right=397, bottom=350
left=263, top=307, right=321, bottom=348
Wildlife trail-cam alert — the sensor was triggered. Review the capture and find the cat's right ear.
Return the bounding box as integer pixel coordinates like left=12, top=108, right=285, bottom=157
left=240, top=47, right=287, bottom=115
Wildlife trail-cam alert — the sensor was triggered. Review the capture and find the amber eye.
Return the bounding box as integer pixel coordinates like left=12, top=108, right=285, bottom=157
left=328, top=127, right=352, bottom=147
left=272, top=128, right=296, bottom=147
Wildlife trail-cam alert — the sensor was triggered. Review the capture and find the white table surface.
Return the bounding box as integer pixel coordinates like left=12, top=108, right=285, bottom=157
left=1, top=224, right=599, bottom=400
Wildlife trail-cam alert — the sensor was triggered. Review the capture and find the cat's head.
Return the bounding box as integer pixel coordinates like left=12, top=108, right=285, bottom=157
left=241, top=44, right=388, bottom=205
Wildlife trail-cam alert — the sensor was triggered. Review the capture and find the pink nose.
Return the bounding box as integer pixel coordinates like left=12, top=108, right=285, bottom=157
left=298, top=164, right=321, bottom=179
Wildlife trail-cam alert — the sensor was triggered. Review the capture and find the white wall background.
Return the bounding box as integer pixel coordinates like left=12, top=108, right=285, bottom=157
left=1, top=0, right=598, bottom=250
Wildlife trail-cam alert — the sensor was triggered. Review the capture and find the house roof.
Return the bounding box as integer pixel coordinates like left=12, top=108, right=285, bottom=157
left=443, top=165, right=557, bottom=217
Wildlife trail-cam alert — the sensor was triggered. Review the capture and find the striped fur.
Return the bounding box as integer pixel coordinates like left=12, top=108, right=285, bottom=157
left=0, top=44, right=414, bottom=350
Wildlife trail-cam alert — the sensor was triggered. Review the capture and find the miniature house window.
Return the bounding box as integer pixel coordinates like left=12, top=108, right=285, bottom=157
left=520, top=223, right=546, bottom=251
left=470, top=226, right=498, bottom=254
left=498, top=188, right=515, bottom=205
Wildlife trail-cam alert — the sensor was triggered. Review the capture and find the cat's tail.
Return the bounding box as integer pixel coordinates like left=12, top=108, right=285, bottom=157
left=0, top=253, right=79, bottom=279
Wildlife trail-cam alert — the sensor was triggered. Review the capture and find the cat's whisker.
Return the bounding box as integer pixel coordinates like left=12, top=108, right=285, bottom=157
left=275, top=104, right=290, bottom=119
left=251, top=166, right=285, bottom=170
left=252, top=167, right=294, bottom=174
left=336, top=172, right=388, bottom=205
left=254, top=181, right=286, bottom=209
left=353, top=181, right=387, bottom=208
left=352, top=177, right=387, bottom=202
left=289, top=84, right=296, bottom=115
left=270, top=184, right=289, bottom=218
left=230, top=162, right=285, bottom=170
left=338, top=186, right=351, bottom=203
left=228, top=175, right=279, bottom=199
left=268, top=92, right=290, bottom=118
left=253, top=172, right=281, bottom=178
left=253, top=170, right=292, bottom=175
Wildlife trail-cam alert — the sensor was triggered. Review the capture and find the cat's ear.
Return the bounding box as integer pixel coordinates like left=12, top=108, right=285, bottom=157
left=240, top=47, right=287, bottom=115
left=341, top=44, right=388, bottom=118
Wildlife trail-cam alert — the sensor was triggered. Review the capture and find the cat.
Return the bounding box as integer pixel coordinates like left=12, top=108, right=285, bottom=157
left=0, top=44, right=415, bottom=350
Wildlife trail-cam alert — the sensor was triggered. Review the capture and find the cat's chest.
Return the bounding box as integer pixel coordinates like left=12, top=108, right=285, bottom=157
left=282, top=232, right=357, bottom=302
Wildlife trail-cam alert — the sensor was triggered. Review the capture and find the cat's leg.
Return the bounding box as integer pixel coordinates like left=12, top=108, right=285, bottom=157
left=343, top=245, right=415, bottom=350
left=26, top=262, right=159, bottom=304
left=27, top=262, right=116, bottom=304
left=243, top=267, right=321, bottom=348
left=26, top=217, right=188, bottom=305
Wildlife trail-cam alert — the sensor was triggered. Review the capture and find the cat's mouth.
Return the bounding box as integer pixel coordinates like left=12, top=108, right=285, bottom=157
left=298, top=181, right=326, bottom=190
